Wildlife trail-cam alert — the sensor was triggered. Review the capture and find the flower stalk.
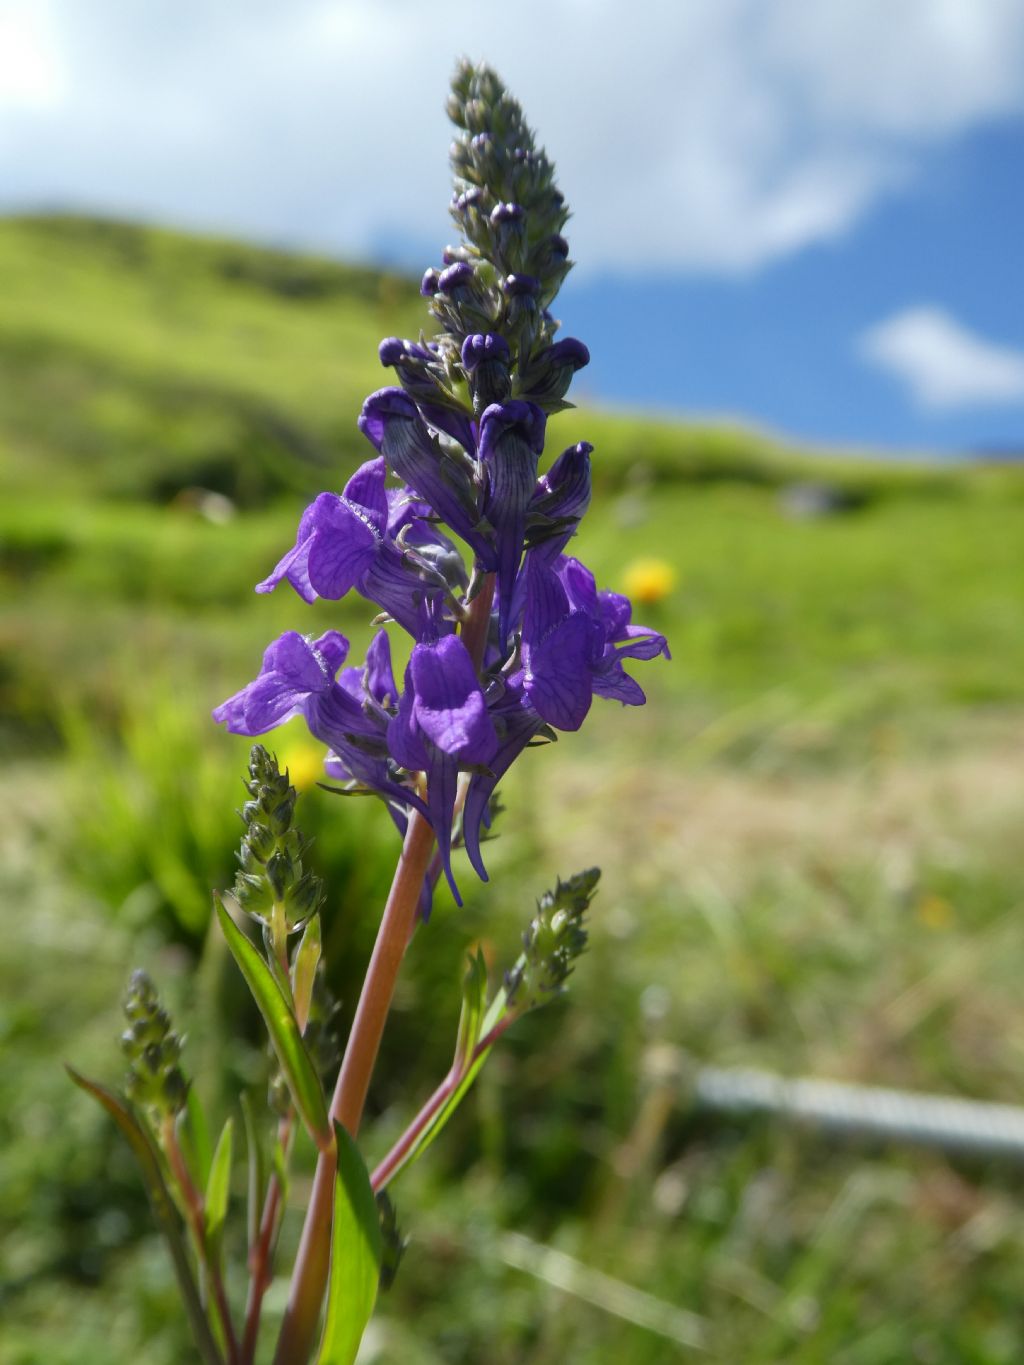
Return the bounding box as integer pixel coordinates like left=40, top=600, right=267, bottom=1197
left=72, top=59, right=667, bottom=1365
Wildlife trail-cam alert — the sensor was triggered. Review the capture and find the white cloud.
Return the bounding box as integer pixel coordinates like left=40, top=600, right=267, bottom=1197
left=859, top=306, right=1024, bottom=410
left=0, top=1, right=65, bottom=111
left=0, top=0, right=1023, bottom=274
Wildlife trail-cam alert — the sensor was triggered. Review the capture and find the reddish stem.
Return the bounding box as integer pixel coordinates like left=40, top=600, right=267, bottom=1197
left=371, top=1013, right=515, bottom=1192
left=239, top=1114, right=292, bottom=1365
left=164, top=1118, right=240, bottom=1365
left=270, top=572, right=496, bottom=1365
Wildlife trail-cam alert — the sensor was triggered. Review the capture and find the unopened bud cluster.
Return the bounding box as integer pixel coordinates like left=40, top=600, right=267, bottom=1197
left=506, top=868, right=600, bottom=1009
left=409, top=58, right=587, bottom=416
left=233, top=745, right=323, bottom=932
left=121, top=969, right=188, bottom=1116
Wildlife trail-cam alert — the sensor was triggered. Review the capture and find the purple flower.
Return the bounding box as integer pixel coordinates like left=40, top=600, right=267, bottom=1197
left=212, top=629, right=427, bottom=818
left=255, top=455, right=450, bottom=641
left=461, top=675, right=545, bottom=880
left=504, top=273, right=540, bottom=296
left=359, top=388, right=485, bottom=556
left=461, top=332, right=511, bottom=372
left=527, top=441, right=592, bottom=560
left=438, top=261, right=475, bottom=294
left=478, top=398, right=547, bottom=651
left=519, top=337, right=590, bottom=408
left=388, top=634, right=498, bottom=903
left=519, top=554, right=669, bottom=730
left=490, top=202, right=524, bottom=225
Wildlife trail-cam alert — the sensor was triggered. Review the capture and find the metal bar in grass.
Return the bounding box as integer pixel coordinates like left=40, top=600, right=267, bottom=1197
left=694, top=1066, right=1024, bottom=1161
left=496, top=1230, right=709, bottom=1351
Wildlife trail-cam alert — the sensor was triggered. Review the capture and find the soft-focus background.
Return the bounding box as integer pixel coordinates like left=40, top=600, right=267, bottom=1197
left=2, top=4, right=1024, bottom=1364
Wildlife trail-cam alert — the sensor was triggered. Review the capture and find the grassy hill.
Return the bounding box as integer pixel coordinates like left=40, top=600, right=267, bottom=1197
left=4, top=215, right=1024, bottom=1365
left=4, top=212, right=1009, bottom=504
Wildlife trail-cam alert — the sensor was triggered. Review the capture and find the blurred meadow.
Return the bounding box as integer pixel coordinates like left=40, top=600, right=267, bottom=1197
left=3, top=213, right=1024, bottom=1365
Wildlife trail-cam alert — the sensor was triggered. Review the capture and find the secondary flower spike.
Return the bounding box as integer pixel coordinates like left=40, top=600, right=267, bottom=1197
left=213, top=59, right=669, bottom=904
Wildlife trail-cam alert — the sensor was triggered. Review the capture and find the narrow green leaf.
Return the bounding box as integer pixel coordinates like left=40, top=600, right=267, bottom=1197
left=291, top=912, right=322, bottom=1033
left=67, top=1067, right=225, bottom=1365
left=204, top=1117, right=234, bottom=1259
left=453, top=948, right=487, bottom=1071
left=181, top=1085, right=213, bottom=1190
left=272, top=1131, right=290, bottom=1201
left=216, top=896, right=331, bottom=1150
left=240, top=1092, right=265, bottom=1252
left=316, top=1124, right=382, bottom=1365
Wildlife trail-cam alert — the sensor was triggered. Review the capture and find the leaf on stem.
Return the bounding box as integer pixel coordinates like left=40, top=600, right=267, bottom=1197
left=216, top=895, right=332, bottom=1151
left=66, top=1067, right=225, bottom=1365
left=204, top=1116, right=234, bottom=1266
left=240, top=1092, right=266, bottom=1253
left=291, top=912, right=322, bottom=1034
left=453, top=947, right=487, bottom=1072
left=181, top=1085, right=214, bottom=1191
left=315, top=1124, right=383, bottom=1365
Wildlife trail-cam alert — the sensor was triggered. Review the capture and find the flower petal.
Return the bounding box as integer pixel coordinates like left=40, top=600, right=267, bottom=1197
left=408, top=636, right=497, bottom=763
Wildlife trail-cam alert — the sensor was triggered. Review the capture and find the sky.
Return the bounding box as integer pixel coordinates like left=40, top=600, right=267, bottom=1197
left=2, top=0, right=1023, bottom=453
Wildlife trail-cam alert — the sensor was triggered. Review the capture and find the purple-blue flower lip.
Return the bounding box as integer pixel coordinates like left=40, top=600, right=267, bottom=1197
left=549, top=337, right=591, bottom=371
left=504, top=273, right=541, bottom=296
left=379, top=337, right=433, bottom=369
left=420, top=268, right=440, bottom=297
left=550, top=234, right=570, bottom=259
left=491, top=202, right=524, bottom=224
left=358, top=387, right=419, bottom=448
left=480, top=399, right=547, bottom=457
left=461, top=332, right=511, bottom=371
left=438, top=261, right=474, bottom=293
left=378, top=337, right=405, bottom=367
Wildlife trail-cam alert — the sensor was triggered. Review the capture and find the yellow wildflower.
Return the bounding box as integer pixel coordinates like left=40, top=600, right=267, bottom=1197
left=622, top=557, right=677, bottom=605
left=277, top=738, right=324, bottom=792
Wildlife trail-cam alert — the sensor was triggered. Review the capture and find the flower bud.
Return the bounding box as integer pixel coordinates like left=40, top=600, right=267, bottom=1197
left=506, top=868, right=600, bottom=1010
left=121, top=970, right=189, bottom=1118
left=230, top=745, right=323, bottom=935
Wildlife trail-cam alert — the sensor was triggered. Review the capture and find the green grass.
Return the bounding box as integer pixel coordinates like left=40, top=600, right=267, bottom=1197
left=3, top=213, right=1024, bottom=1365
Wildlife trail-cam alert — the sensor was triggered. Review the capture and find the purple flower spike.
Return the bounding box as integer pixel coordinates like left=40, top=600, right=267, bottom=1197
left=478, top=399, right=547, bottom=650
left=388, top=635, right=498, bottom=903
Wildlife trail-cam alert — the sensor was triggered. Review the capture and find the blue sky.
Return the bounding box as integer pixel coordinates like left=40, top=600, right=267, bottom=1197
left=2, top=0, right=1023, bottom=454
left=564, top=119, right=1024, bottom=452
